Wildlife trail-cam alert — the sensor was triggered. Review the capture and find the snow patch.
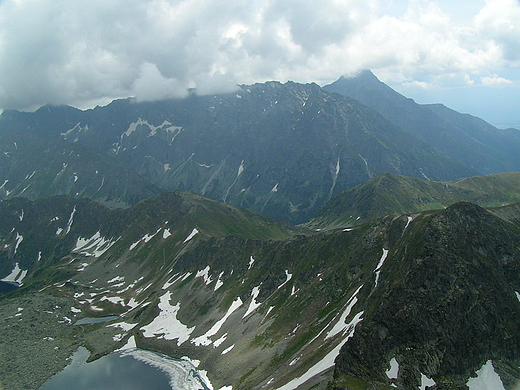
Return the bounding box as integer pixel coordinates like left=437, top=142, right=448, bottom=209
left=101, top=296, right=125, bottom=306
left=107, top=276, right=124, bottom=284
left=196, top=266, right=213, bottom=285
left=115, top=335, right=137, bottom=352
left=140, top=292, right=195, bottom=345
left=221, top=345, right=234, bottom=355
left=214, top=272, right=224, bottom=291
left=248, top=256, right=255, bottom=269
left=163, top=228, right=172, bottom=239
left=325, top=285, right=363, bottom=340
left=1, top=262, right=27, bottom=284
left=129, top=240, right=141, bottom=251
left=421, top=373, right=435, bottom=390
left=143, top=228, right=162, bottom=243
left=277, top=270, right=292, bottom=290
left=64, top=206, right=76, bottom=235
left=467, top=360, right=505, bottom=390
left=386, top=357, right=399, bottom=379
left=213, top=333, right=227, bottom=348
left=275, top=309, right=364, bottom=390
left=73, top=232, right=117, bottom=257
left=404, top=216, right=413, bottom=230
left=13, top=233, right=23, bottom=255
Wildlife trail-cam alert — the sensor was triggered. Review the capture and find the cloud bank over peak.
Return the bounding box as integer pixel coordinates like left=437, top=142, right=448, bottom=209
left=0, top=0, right=519, bottom=115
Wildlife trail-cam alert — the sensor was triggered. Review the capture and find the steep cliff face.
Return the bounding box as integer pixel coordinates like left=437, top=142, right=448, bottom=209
left=330, top=202, right=520, bottom=390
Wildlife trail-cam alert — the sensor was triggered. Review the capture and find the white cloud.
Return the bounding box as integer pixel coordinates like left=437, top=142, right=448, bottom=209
left=0, top=0, right=518, bottom=111
left=481, top=74, right=513, bottom=86
left=132, top=62, right=187, bottom=102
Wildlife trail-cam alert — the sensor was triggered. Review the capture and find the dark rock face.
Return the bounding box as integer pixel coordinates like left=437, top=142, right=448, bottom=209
left=332, top=202, right=520, bottom=389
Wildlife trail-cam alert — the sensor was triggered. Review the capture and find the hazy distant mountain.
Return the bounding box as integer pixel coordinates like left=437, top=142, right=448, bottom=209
left=1, top=191, right=520, bottom=390
left=324, top=70, right=520, bottom=174
left=0, top=81, right=475, bottom=223
left=309, top=171, right=520, bottom=229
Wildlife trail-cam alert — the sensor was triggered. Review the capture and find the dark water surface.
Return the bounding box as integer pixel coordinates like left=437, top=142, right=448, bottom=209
left=0, top=281, right=19, bottom=295
left=38, top=347, right=209, bottom=390
left=74, top=316, right=118, bottom=325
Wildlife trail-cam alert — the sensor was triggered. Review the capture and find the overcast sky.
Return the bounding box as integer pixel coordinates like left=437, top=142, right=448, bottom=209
left=0, top=0, right=519, bottom=127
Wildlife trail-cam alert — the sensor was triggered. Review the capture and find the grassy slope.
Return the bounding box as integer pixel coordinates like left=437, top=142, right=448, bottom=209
left=308, top=171, right=520, bottom=229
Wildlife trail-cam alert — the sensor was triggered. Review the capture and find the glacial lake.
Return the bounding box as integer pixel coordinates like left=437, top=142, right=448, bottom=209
left=38, top=345, right=211, bottom=390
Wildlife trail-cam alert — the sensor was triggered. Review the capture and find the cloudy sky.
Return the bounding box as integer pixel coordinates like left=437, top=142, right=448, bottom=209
left=0, top=0, right=519, bottom=127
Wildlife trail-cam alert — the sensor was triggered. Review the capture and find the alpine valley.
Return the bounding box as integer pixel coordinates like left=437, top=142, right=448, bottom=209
left=1, top=72, right=520, bottom=390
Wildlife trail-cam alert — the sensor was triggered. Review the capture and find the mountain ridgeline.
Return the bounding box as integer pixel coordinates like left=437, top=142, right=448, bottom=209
left=324, top=70, right=520, bottom=175
left=0, top=79, right=478, bottom=223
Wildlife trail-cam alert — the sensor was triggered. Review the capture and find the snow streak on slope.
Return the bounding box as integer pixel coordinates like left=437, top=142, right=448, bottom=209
left=13, top=233, right=23, bottom=255
left=1, top=262, right=27, bottom=284
left=325, top=285, right=363, bottom=340
left=183, top=228, right=199, bottom=243
left=328, top=158, right=340, bottom=201
left=248, top=256, right=255, bottom=269
left=196, top=266, right=213, bottom=285
left=276, top=307, right=364, bottom=390
left=277, top=270, right=292, bottom=290
left=73, top=232, right=117, bottom=257
left=191, top=298, right=243, bottom=347
left=64, top=206, right=76, bottom=235
left=374, top=249, right=389, bottom=288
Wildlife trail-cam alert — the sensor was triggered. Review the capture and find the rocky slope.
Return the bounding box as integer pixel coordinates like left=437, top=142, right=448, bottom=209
left=0, top=81, right=475, bottom=223
left=1, top=192, right=520, bottom=390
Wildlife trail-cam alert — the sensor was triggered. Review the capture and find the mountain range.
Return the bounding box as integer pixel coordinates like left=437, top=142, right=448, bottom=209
left=1, top=71, right=520, bottom=390
left=0, top=77, right=485, bottom=223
